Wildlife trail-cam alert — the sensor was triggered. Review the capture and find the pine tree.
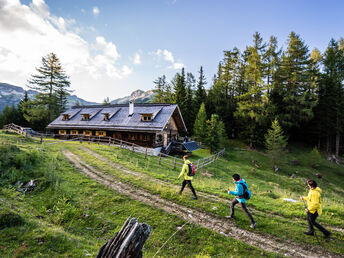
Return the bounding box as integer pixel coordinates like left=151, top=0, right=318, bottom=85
left=193, top=103, right=207, bottom=142
left=27, top=53, right=71, bottom=122
left=265, top=119, right=288, bottom=168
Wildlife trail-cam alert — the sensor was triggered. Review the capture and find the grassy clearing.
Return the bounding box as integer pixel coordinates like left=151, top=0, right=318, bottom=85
left=0, top=131, right=274, bottom=257
left=57, top=138, right=344, bottom=254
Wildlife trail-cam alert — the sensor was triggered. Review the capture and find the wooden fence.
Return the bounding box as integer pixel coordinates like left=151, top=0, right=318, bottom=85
left=3, top=123, right=225, bottom=171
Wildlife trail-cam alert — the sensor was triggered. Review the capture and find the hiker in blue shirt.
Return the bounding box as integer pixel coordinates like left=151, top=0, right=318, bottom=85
left=227, top=173, right=257, bottom=229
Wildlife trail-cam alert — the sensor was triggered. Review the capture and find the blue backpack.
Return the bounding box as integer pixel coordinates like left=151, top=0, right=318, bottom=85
left=238, top=182, right=251, bottom=200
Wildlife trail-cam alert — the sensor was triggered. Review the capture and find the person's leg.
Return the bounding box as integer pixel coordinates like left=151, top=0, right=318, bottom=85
left=306, top=211, right=315, bottom=234
left=179, top=180, right=187, bottom=194
left=312, top=212, right=331, bottom=236
left=230, top=198, right=239, bottom=217
left=186, top=180, right=198, bottom=199
left=240, top=202, right=255, bottom=224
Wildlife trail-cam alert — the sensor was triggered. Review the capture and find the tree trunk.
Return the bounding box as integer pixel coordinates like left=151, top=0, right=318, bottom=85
left=96, top=216, right=151, bottom=258
left=335, top=133, right=340, bottom=158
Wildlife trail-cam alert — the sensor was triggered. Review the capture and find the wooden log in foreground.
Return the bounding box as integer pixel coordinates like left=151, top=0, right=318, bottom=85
left=97, top=216, right=151, bottom=258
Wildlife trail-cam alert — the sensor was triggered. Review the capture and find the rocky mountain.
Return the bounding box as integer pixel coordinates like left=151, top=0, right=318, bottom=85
left=0, top=83, right=156, bottom=112
left=0, top=82, right=98, bottom=112
left=110, top=89, right=155, bottom=104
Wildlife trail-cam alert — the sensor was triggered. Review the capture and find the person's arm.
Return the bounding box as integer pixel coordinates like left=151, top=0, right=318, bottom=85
left=229, top=184, right=243, bottom=196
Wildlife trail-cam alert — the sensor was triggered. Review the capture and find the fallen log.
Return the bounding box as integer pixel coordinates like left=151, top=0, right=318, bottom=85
left=97, top=216, right=151, bottom=258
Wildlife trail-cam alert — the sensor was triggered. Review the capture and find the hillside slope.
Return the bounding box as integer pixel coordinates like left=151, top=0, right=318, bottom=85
left=1, top=132, right=343, bottom=257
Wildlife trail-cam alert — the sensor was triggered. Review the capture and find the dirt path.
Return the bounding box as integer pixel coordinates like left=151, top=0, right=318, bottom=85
left=80, top=146, right=344, bottom=235
left=62, top=149, right=340, bottom=258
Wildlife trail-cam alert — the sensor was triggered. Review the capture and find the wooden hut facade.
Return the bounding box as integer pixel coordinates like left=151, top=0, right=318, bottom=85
left=47, top=103, right=187, bottom=148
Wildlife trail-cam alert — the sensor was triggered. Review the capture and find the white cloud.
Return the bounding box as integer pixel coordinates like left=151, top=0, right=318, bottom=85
left=133, top=53, right=141, bottom=64
left=153, top=48, right=184, bottom=70
left=92, top=6, right=99, bottom=16
left=0, top=0, right=133, bottom=101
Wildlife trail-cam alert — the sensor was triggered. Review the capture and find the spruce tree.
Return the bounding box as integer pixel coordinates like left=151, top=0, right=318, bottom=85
left=194, top=66, right=207, bottom=116
left=271, top=32, right=317, bottom=133
left=265, top=119, right=288, bottom=168
left=193, top=103, right=207, bottom=142
left=207, top=114, right=227, bottom=153
left=185, top=72, right=196, bottom=134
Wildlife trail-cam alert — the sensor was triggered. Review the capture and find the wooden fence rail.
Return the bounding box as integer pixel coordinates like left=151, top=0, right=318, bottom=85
left=3, top=123, right=225, bottom=171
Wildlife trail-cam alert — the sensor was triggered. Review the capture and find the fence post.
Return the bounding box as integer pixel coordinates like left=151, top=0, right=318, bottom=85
left=145, top=148, right=148, bottom=159
left=40, top=135, right=43, bottom=144
left=173, top=157, right=176, bottom=169
left=120, top=140, right=122, bottom=148
left=159, top=155, right=161, bottom=165
left=132, top=144, right=135, bottom=152
left=197, top=159, right=200, bottom=170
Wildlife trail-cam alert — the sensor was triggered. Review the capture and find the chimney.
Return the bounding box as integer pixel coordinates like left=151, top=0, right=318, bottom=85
left=129, top=101, right=134, bottom=116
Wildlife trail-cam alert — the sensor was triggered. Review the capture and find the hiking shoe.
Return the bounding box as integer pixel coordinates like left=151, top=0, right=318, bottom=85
left=225, top=216, right=234, bottom=219
left=192, top=196, right=198, bottom=200
left=250, top=222, right=257, bottom=229
left=303, top=231, right=315, bottom=236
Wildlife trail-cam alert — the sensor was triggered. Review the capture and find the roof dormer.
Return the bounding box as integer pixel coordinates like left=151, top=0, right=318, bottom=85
left=62, top=114, right=70, bottom=121
left=140, top=113, right=152, bottom=121
left=81, top=113, right=90, bottom=121
left=103, top=113, right=110, bottom=121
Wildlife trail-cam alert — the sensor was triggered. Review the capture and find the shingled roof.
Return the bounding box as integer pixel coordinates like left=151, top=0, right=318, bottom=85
left=47, top=103, right=187, bottom=133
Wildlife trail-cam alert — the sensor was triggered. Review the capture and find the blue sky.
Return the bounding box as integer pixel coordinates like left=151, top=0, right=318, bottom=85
left=1, top=0, right=343, bottom=102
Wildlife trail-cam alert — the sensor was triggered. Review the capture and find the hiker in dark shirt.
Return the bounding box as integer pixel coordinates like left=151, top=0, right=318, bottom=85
left=227, top=173, right=256, bottom=229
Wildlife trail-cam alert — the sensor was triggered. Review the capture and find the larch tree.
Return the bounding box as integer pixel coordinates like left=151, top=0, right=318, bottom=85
left=26, top=53, right=71, bottom=127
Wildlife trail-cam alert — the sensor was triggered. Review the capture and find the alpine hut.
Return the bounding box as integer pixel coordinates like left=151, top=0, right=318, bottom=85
left=47, top=102, right=187, bottom=148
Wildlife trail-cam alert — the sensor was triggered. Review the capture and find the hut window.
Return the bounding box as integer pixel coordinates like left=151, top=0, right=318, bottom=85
left=141, top=114, right=152, bottom=121
left=96, top=131, right=106, bottom=136
left=70, top=130, right=78, bottom=135
left=103, top=113, right=110, bottom=121
left=157, top=135, right=162, bottom=142
left=59, top=130, right=67, bottom=135
left=82, top=114, right=90, bottom=121
left=143, top=135, right=147, bottom=141
left=62, top=114, right=70, bottom=121
left=83, top=130, right=92, bottom=136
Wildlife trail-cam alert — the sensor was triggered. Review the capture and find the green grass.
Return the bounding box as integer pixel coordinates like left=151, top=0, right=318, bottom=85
left=0, top=131, right=275, bottom=257
left=54, top=138, right=344, bottom=254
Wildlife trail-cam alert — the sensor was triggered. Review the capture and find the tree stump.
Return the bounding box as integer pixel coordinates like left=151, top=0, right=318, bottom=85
left=96, top=216, right=151, bottom=258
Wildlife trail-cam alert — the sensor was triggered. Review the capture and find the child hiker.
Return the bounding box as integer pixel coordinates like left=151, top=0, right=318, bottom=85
left=227, top=173, right=257, bottom=229
left=300, top=179, right=331, bottom=238
left=178, top=155, right=198, bottom=200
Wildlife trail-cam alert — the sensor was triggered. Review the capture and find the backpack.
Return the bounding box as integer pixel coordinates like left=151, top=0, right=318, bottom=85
left=238, top=182, right=251, bottom=200
left=187, top=163, right=196, bottom=176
